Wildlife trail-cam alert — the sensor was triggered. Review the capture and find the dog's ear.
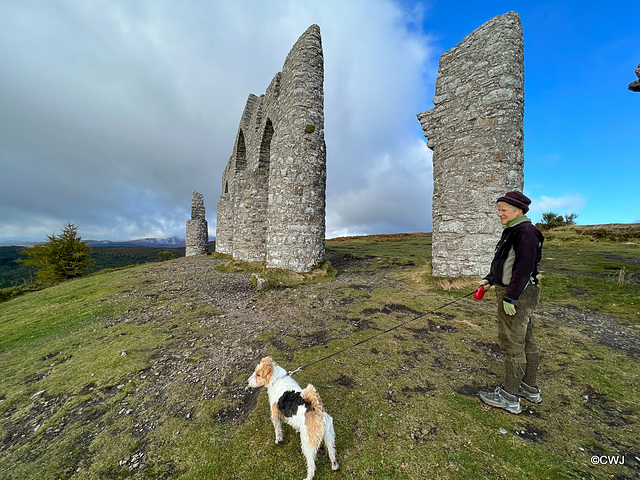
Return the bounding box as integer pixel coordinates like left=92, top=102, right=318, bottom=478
left=258, top=357, right=274, bottom=383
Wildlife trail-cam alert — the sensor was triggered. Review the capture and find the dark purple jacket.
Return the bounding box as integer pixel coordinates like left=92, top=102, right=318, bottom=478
left=484, top=216, right=544, bottom=305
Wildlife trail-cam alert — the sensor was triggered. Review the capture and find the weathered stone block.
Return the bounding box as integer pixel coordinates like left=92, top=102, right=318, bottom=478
left=251, top=273, right=269, bottom=291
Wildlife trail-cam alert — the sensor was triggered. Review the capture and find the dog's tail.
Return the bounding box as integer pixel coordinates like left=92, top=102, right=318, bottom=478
left=302, top=383, right=324, bottom=413
left=302, top=384, right=325, bottom=448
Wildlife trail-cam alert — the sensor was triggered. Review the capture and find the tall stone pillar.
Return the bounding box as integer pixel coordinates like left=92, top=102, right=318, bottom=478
left=417, top=11, right=525, bottom=277
left=214, top=25, right=326, bottom=273
left=185, top=191, right=209, bottom=256
left=266, top=24, right=326, bottom=272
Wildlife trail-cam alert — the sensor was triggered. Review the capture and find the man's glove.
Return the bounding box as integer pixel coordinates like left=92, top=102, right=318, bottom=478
left=503, top=301, right=516, bottom=316
left=478, top=279, right=491, bottom=291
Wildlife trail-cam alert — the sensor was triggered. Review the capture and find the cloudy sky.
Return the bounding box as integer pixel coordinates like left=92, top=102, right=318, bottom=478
left=1, top=0, right=638, bottom=243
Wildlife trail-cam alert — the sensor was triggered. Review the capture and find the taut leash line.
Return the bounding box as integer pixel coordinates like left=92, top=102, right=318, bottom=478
left=288, top=290, right=476, bottom=376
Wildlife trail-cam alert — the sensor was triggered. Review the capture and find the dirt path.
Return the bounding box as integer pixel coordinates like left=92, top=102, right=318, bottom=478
left=114, top=253, right=639, bottom=426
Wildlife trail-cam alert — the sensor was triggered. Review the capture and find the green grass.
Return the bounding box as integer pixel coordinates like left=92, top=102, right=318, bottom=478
left=0, top=261, right=227, bottom=475
left=0, top=272, right=128, bottom=353
left=217, top=258, right=337, bottom=288
left=1, top=229, right=638, bottom=479
left=326, top=232, right=432, bottom=267
left=539, top=229, right=640, bottom=325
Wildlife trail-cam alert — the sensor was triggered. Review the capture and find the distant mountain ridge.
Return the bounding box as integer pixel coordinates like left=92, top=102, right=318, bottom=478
left=86, top=237, right=188, bottom=248
left=0, top=236, right=219, bottom=248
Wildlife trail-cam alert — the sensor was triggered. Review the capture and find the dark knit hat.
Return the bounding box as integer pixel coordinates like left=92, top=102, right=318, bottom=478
left=496, top=191, right=531, bottom=214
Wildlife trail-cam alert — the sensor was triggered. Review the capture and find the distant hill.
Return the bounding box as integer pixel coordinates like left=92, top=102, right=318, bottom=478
left=0, top=247, right=36, bottom=288
left=86, top=237, right=188, bottom=248
left=0, top=236, right=218, bottom=249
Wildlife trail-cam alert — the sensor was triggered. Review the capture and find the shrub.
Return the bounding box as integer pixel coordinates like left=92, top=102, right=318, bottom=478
left=0, top=283, right=45, bottom=303
left=158, top=251, right=175, bottom=261
left=0, top=284, right=26, bottom=302
left=16, top=223, right=94, bottom=283
left=536, top=212, right=578, bottom=231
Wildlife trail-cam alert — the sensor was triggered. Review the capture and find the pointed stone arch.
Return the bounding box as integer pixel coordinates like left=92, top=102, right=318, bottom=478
left=259, top=119, right=274, bottom=173
left=235, top=130, right=246, bottom=172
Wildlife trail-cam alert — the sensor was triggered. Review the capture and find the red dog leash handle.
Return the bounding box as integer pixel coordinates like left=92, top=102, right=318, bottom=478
left=474, top=285, right=487, bottom=300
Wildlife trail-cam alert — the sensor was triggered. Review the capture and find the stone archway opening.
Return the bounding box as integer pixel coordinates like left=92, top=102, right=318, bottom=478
left=259, top=119, right=274, bottom=174
left=235, top=130, right=246, bottom=172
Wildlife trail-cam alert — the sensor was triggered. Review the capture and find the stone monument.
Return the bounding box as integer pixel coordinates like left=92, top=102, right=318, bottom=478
left=216, top=24, right=326, bottom=273
left=417, top=11, right=525, bottom=277
left=185, top=191, right=209, bottom=256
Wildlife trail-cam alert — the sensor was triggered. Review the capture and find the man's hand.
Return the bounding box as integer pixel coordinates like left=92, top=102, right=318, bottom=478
left=503, top=301, right=516, bottom=316
left=479, top=279, right=491, bottom=291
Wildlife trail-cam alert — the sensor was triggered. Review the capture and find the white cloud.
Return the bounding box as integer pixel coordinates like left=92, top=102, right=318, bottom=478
left=0, top=0, right=436, bottom=241
left=327, top=139, right=433, bottom=237
left=528, top=194, right=586, bottom=223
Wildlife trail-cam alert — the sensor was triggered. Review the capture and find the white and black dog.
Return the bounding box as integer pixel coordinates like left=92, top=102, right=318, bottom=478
left=248, top=357, right=339, bottom=480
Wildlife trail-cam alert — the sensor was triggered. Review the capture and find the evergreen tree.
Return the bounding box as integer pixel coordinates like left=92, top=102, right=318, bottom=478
left=17, top=223, right=94, bottom=283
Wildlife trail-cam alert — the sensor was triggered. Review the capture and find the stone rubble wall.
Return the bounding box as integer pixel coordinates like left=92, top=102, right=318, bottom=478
left=417, top=11, right=525, bottom=277
left=215, top=25, right=326, bottom=273
left=190, top=191, right=206, bottom=220
left=215, top=163, right=234, bottom=255
left=229, top=94, right=270, bottom=263
left=185, top=191, right=209, bottom=256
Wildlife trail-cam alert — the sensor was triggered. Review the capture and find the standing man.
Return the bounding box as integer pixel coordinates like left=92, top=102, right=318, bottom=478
left=477, top=191, right=544, bottom=414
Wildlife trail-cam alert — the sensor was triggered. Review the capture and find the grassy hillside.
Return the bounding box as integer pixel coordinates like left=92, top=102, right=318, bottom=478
left=0, top=228, right=638, bottom=479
